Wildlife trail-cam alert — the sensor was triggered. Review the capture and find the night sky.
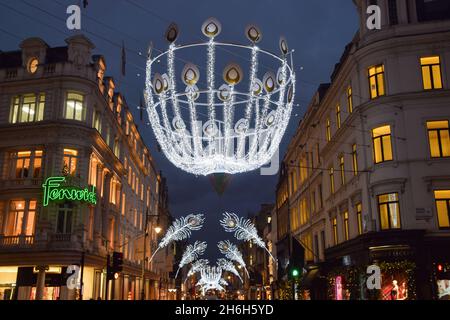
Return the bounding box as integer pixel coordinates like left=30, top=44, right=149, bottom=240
left=0, top=0, right=358, bottom=260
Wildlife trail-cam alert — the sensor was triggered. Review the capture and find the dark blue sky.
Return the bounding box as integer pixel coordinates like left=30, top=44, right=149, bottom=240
left=0, top=0, right=358, bottom=260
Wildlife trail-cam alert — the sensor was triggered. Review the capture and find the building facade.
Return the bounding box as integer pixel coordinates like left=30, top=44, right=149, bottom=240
left=0, top=35, right=172, bottom=300
left=275, top=0, right=450, bottom=300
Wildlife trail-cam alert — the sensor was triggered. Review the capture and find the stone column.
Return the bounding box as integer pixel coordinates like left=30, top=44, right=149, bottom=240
left=102, top=171, right=112, bottom=248
left=35, top=266, right=48, bottom=300
left=93, top=164, right=104, bottom=250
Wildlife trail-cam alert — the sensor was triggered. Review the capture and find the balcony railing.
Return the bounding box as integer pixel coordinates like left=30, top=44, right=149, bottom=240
left=50, top=233, right=72, bottom=242
left=0, top=178, right=42, bottom=189
left=0, top=235, right=34, bottom=247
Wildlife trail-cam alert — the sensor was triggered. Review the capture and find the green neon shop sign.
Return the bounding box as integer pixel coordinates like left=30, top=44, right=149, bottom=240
left=42, top=176, right=97, bottom=207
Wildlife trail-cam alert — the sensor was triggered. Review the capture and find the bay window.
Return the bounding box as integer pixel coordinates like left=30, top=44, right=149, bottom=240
left=378, top=193, right=401, bottom=230
left=65, top=92, right=85, bottom=121
left=372, top=125, right=393, bottom=164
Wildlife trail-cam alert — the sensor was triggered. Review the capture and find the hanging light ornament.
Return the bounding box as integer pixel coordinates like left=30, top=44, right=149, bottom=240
left=145, top=19, right=296, bottom=175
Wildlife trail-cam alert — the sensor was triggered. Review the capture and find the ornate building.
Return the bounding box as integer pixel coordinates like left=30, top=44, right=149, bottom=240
left=0, top=35, right=173, bottom=300
left=275, top=0, right=450, bottom=300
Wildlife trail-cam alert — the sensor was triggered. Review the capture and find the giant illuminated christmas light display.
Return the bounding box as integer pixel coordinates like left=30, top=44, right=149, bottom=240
left=145, top=18, right=296, bottom=175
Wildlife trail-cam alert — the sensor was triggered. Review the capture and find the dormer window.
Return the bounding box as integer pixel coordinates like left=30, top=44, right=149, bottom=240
left=27, top=57, right=39, bottom=74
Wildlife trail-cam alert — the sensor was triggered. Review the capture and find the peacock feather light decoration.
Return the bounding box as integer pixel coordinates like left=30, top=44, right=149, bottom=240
left=185, top=259, right=209, bottom=283
left=217, top=240, right=249, bottom=277
left=175, top=241, right=207, bottom=278
left=220, top=211, right=276, bottom=262
left=150, top=213, right=204, bottom=262
left=217, top=258, right=243, bottom=283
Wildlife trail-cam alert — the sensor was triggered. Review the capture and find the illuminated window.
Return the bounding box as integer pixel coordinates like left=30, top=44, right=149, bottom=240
left=434, top=190, right=450, bottom=229
left=352, top=144, right=358, bottom=176
left=326, top=118, right=331, bottom=142
left=336, top=104, right=341, bottom=129
left=14, top=150, right=42, bottom=179
left=372, top=125, right=393, bottom=164
left=339, top=156, right=345, bottom=186
left=121, top=193, right=126, bottom=216
left=356, top=203, right=363, bottom=235
left=10, top=93, right=45, bottom=123
left=93, top=110, right=102, bottom=133
left=290, top=202, right=299, bottom=231
left=378, top=193, right=401, bottom=230
left=329, top=167, right=335, bottom=194
left=343, top=211, right=349, bottom=241
left=368, top=65, right=385, bottom=99
left=109, top=218, right=115, bottom=249
left=299, top=157, right=308, bottom=184
left=427, top=120, right=450, bottom=158
left=300, top=198, right=309, bottom=225
left=63, top=148, right=78, bottom=175
left=57, top=203, right=73, bottom=234
left=114, top=138, right=120, bottom=158
left=65, top=92, right=84, bottom=121
left=421, top=56, right=442, bottom=90
left=332, top=217, right=338, bottom=245
left=88, top=208, right=94, bottom=240
left=347, top=86, right=353, bottom=113
left=6, top=200, right=36, bottom=237
left=302, top=233, right=313, bottom=262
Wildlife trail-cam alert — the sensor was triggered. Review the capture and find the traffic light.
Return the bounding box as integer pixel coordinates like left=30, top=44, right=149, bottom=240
left=112, top=251, right=123, bottom=273
left=288, top=238, right=304, bottom=280
left=106, top=252, right=123, bottom=281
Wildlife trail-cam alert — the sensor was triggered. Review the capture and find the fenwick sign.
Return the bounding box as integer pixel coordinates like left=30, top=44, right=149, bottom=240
left=42, top=176, right=97, bottom=207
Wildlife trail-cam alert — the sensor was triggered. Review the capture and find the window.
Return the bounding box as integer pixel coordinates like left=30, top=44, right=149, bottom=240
left=332, top=217, right=338, bottom=245
left=300, top=198, right=309, bottom=225
left=311, top=191, right=316, bottom=214
left=434, top=190, right=450, bottom=229
left=318, top=184, right=323, bottom=208
left=378, top=193, right=401, bottom=230
left=343, top=211, right=349, bottom=241
left=356, top=203, right=363, bottom=235
left=302, top=233, right=313, bottom=262
left=109, top=218, right=115, bottom=249
left=368, top=65, right=385, bottom=99
left=326, top=118, right=331, bottom=142
left=329, top=167, right=335, bottom=194
left=339, top=156, right=345, bottom=186
left=290, top=202, right=300, bottom=231
left=93, top=110, right=102, bottom=133
left=114, top=138, right=120, bottom=158
left=63, top=149, right=78, bottom=175
left=57, top=203, right=73, bottom=234
left=352, top=144, right=358, bottom=175
left=10, top=93, right=45, bottom=123
left=372, top=125, right=393, bottom=163
left=347, top=86, right=353, bottom=114
left=427, top=120, right=450, bottom=158
left=299, top=157, right=308, bottom=184
left=314, top=234, right=319, bottom=262
left=315, top=143, right=320, bottom=166
left=388, top=0, right=399, bottom=25
left=336, top=104, right=341, bottom=129
left=320, top=230, right=325, bottom=257
left=421, top=56, right=443, bottom=90
left=65, top=92, right=84, bottom=121
left=6, top=200, right=36, bottom=236
left=13, top=150, right=42, bottom=179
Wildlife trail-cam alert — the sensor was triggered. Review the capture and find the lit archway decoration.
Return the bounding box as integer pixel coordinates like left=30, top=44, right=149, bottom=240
left=145, top=18, right=296, bottom=175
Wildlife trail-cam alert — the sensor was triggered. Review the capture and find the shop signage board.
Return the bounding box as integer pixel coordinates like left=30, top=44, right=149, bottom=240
left=42, top=176, right=97, bottom=207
